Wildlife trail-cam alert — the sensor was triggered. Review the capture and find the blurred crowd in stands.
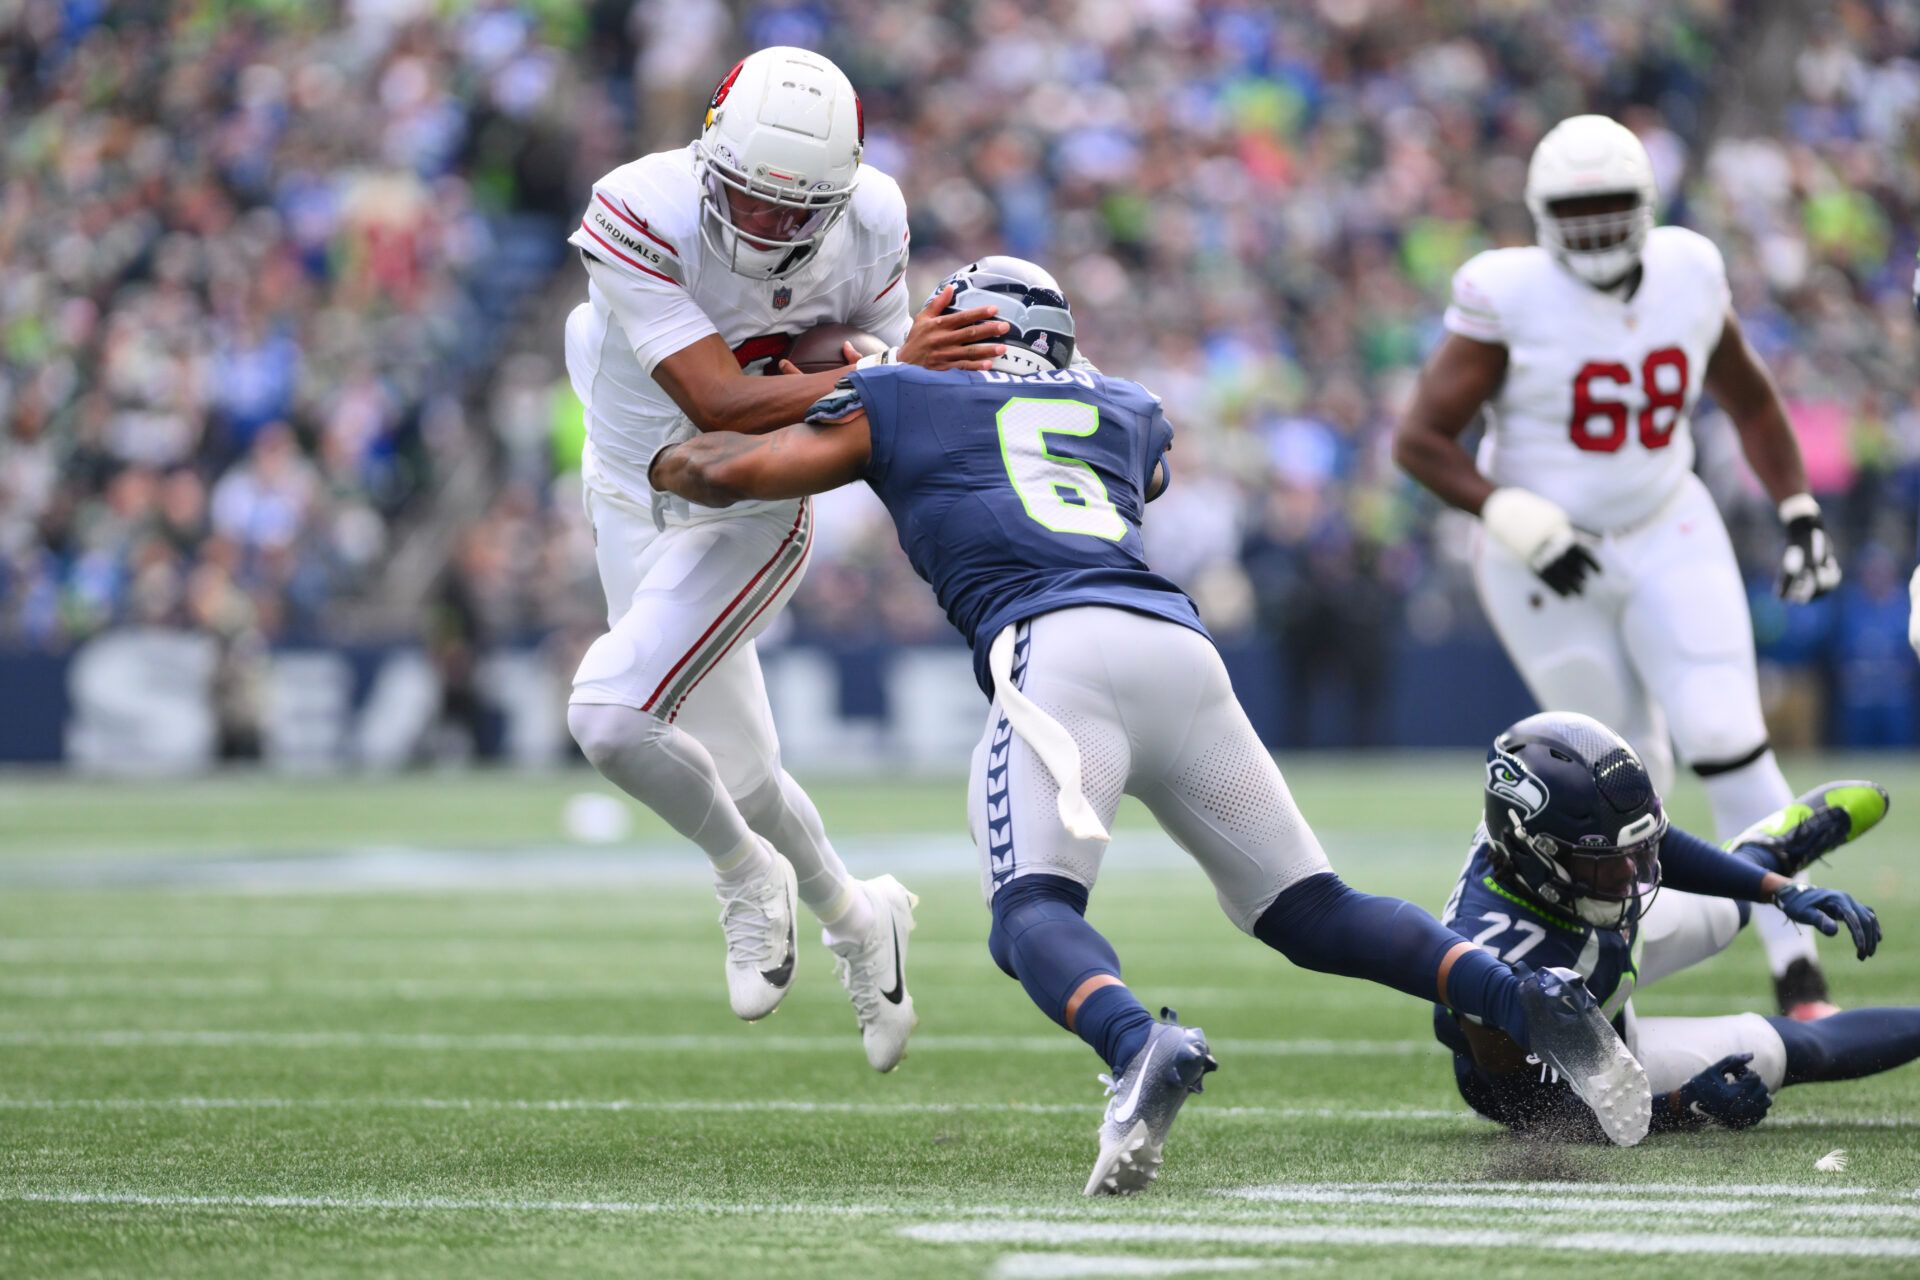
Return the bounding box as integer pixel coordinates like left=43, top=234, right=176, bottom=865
left=2, top=0, right=1917, bottom=747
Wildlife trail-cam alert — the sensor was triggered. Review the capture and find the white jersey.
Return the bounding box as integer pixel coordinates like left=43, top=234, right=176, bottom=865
left=564, top=143, right=912, bottom=516
left=1443, top=226, right=1731, bottom=532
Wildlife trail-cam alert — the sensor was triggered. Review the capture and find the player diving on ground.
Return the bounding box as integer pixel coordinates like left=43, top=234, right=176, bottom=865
left=1438, top=711, right=1911, bottom=1136
left=1393, top=114, right=1847, bottom=1020
left=560, top=45, right=1013, bottom=1071
left=649, top=256, right=1657, bottom=1192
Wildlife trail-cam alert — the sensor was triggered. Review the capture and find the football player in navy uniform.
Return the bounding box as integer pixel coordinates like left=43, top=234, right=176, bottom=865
left=650, top=257, right=1656, bottom=1192
left=1438, top=711, right=1918, bottom=1136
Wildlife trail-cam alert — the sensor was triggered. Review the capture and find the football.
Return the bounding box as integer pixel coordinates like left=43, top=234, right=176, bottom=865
left=784, top=322, right=886, bottom=373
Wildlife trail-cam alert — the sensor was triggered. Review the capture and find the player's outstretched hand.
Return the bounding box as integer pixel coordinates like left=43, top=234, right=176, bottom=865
left=1677, top=1053, right=1772, bottom=1129
left=1777, top=495, right=1842, bottom=603
left=896, top=285, right=1009, bottom=372
left=1774, top=883, right=1881, bottom=960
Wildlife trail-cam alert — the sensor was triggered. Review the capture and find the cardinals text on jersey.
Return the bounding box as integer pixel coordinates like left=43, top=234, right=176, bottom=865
left=1444, top=226, right=1731, bottom=532
left=564, top=143, right=912, bottom=516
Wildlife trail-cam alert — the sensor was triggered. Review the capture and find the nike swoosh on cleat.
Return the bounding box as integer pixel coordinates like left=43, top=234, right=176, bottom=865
left=879, top=917, right=904, bottom=1005
left=761, top=915, right=796, bottom=988
left=1113, top=1042, right=1158, bottom=1125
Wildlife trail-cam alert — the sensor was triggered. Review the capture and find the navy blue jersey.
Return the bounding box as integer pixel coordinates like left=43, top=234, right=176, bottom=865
left=1436, top=826, right=1642, bottom=1027
left=1432, top=826, right=1642, bottom=1132
left=811, top=363, right=1206, bottom=692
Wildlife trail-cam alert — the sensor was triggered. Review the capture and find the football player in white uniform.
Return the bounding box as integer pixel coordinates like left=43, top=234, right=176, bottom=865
left=561, top=46, right=1009, bottom=1071
left=1394, top=115, right=1847, bottom=1020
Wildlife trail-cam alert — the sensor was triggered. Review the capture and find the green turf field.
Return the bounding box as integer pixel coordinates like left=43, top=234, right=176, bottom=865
left=3, top=757, right=1919, bottom=1278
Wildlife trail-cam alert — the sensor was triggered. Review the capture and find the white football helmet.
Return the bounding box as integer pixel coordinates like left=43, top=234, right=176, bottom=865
left=1525, top=115, right=1657, bottom=288
left=695, top=47, right=864, bottom=280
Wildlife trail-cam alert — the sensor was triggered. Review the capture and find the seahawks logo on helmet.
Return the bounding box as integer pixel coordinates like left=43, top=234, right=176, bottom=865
left=1486, top=748, right=1548, bottom=818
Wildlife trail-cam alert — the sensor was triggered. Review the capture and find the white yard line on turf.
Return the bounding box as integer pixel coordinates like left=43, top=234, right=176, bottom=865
left=1217, top=1185, right=1920, bottom=1222
left=0, top=1096, right=1472, bottom=1123
left=1301, top=1179, right=1890, bottom=1199
left=0, top=1029, right=1438, bottom=1055
left=899, top=1221, right=1920, bottom=1260
left=4, top=1191, right=894, bottom=1216
left=989, top=1255, right=1288, bottom=1278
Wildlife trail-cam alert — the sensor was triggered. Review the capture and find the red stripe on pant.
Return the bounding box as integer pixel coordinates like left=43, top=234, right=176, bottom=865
left=662, top=530, right=814, bottom=722
left=641, top=502, right=809, bottom=714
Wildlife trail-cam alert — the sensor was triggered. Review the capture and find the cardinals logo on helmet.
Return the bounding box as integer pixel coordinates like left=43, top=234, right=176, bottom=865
left=705, top=60, right=744, bottom=131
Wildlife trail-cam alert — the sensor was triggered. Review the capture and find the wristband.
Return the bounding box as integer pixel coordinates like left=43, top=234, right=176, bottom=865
left=1777, top=493, right=1820, bottom=524
left=854, top=346, right=900, bottom=371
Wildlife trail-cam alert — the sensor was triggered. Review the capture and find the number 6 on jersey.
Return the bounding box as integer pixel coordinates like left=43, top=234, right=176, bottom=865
left=996, top=397, right=1125, bottom=540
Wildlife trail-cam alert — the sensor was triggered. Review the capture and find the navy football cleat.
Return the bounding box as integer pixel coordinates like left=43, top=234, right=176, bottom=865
left=1517, top=965, right=1650, bottom=1147
left=1084, top=1008, right=1217, bottom=1196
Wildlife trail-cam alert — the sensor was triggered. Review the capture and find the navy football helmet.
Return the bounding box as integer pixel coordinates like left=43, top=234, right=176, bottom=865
left=1483, top=712, right=1666, bottom=930
left=932, top=256, right=1075, bottom=375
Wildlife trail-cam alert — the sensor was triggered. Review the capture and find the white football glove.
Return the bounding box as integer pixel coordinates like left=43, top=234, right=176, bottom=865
left=1481, top=488, right=1600, bottom=597
left=1776, top=493, right=1842, bottom=604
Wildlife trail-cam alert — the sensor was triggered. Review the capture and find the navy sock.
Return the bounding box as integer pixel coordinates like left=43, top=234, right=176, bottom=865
left=1076, top=982, right=1156, bottom=1073
left=1767, top=1008, right=1920, bottom=1086
left=1254, top=872, right=1526, bottom=1046
left=988, top=874, right=1155, bottom=1073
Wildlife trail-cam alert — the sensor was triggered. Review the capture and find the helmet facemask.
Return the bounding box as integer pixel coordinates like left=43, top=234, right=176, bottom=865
left=1503, top=808, right=1665, bottom=929
left=696, top=146, right=854, bottom=280
left=1533, top=191, right=1652, bottom=288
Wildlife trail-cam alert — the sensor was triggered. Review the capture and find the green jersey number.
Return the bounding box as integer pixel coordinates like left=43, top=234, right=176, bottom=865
left=994, top=397, right=1125, bottom=540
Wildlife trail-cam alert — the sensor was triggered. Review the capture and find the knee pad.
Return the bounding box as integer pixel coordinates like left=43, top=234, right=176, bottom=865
left=567, top=702, right=668, bottom=773
left=1669, top=668, right=1769, bottom=771
left=986, top=874, right=1110, bottom=1003
left=730, top=769, right=785, bottom=827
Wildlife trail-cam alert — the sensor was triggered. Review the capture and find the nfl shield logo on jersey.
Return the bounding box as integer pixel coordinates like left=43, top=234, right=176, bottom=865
left=772, top=286, right=791, bottom=310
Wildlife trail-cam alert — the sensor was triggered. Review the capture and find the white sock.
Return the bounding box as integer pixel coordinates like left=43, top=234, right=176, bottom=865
left=737, top=769, right=873, bottom=942
left=711, top=835, right=777, bottom=888
left=1699, top=749, right=1816, bottom=977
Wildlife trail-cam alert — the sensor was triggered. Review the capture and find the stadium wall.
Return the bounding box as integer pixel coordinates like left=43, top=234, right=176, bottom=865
left=0, top=631, right=1538, bottom=771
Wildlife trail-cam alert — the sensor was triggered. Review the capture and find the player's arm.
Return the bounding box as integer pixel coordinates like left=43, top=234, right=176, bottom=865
left=653, top=285, right=1008, bottom=435
left=649, top=414, right=872, bottom=507
left=1661, top=824, right=1881, bottom=959
left=1393, top=332, right=1600, bottom=598
left=1391, top=332, right=1506, bottom=515
left=1704, top=307, right=1841, bottom=603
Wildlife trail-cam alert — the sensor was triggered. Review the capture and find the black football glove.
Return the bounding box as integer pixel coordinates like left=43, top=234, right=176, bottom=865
left=1676, top=1053, right=1772, bottom=1129
left=1777, top=494, right=1841, bottom=604
left=1536, top=543, right=1602, bottom=598
left=1773, top=883, right=1881, bottom=960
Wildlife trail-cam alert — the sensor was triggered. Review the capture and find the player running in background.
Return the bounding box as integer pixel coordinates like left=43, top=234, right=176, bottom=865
left=650, top=256, right=1655, bottom=1192
left=561, top=46, right=1009, bottom=1071
left=1437, top=712, right=1911, bottom=1137
left=1394, top=114, right=1846, bottom=1019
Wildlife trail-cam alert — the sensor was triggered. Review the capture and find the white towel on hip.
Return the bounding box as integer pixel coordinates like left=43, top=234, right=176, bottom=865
left=988, top=623, right=1112, bottom=844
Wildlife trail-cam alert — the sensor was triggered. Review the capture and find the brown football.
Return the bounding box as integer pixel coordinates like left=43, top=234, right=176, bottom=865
left=783, top=323, right=886, bottom=374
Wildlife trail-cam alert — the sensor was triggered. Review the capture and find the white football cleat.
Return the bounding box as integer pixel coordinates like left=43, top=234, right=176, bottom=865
left=827, top=875, right=919, bottom=1072
left=715, top=849, right=798, bottom=1022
